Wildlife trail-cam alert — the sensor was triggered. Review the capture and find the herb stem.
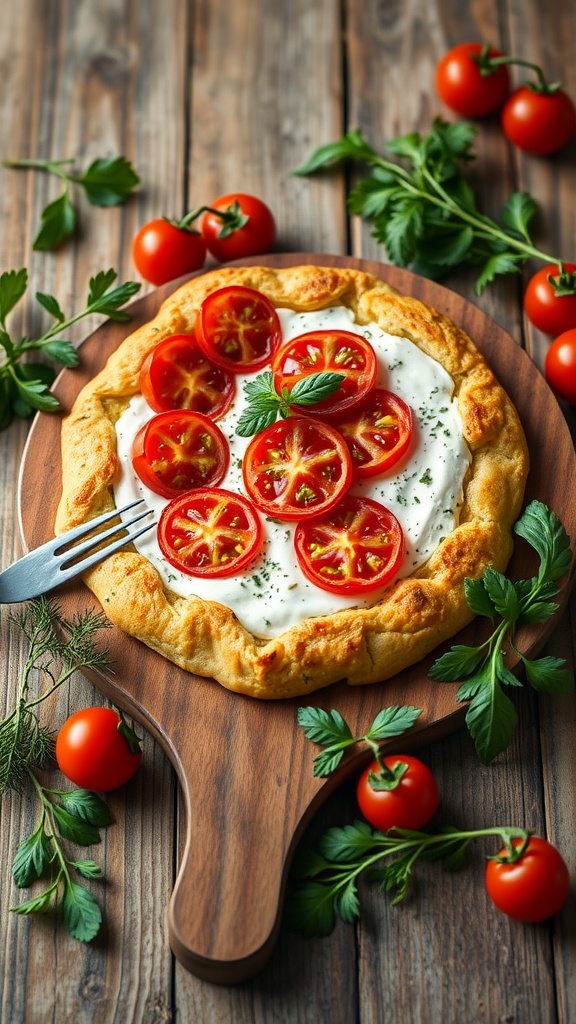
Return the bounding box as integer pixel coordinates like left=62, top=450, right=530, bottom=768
left=420, top=166, right=555, bottom=264
left=3, top=158, right=75, bottom=180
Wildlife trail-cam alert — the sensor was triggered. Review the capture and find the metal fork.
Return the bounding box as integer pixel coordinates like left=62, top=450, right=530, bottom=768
left=0, top=498, right=156, bottom=604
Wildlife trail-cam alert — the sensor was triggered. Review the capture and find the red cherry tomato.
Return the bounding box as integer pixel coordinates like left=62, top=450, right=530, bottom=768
left=272, top=330, right=377, bottom=421
left=139, top=334, right=236, bottom=418
left=242, top=417, right=353, bottom=521
left=131, top=410, right=229, bottom=498
left=56, top=707, right=142, bottom=792
left=435, top=43, right=510, bottom=117
left=132, top=219, right=206, bottom=286
left=485, top=837, right=570, bottom=922
left=195, top=285, right=281, bottom=373
left=337, top=389, right=413, bottom=479
left=157, top=487, right=264, bottom=578
left=502, top=86, right=576, bottom=154
left=356, top=754, right=440, bottom=832
left=544, top=328, right=576, bottom=404
left=294, top=495, right=404, bottom=595
left=200, top=193, right=276, bottom=263
left=524, top=263, right=576, bottom=336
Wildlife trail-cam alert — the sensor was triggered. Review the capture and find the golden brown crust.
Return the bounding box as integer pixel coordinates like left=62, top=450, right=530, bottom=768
left=55, top=265, right=529, bottom=699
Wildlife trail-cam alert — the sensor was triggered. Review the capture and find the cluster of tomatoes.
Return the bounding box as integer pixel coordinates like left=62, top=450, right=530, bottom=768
left=436, top=44, right=576, bottom=404
left=132, top=192, right=276, bottom=286
left=357, top=752, right=570, bottom=924
left=131, top=284, right=414, bottom=595
left=435, top=42, right=576, bottom=155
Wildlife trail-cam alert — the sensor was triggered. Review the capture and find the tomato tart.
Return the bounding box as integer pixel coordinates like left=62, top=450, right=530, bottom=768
left=55, top=264, right=529, bottom=699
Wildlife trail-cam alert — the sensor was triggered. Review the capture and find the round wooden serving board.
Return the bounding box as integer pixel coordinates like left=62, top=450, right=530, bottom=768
left=18, top=254, right=576, bottom=983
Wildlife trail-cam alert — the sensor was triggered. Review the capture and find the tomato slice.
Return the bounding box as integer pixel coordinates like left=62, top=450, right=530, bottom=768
left=272, top=329, right=377, bottom=420
left=337, top=389, right=413, bottom=478
left=242, top=417, right=353, bottom=521
left=131, top=410, right=230, bottom=499
left=139, top=334, right=235, bottom=418
left=158, top=487, right=264, bottom=578
left=194, top=285, right=281, bottom=372
left=294, top=496, right=405, bottom=594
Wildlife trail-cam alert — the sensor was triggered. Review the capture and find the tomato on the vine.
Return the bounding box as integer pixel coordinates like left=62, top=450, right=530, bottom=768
left=524, top=263, right=576, bottom=336
left=56, top=707, right=142, bottom=792
left=132, top=219, right=206, bottom=286
left=272, top=330, right=377, bottom=421
left=485, top=836, right=570, bottom=922
left=502, top=86, right=576, bottom=154
left=544, top=328, right=576, bottom=404
left=294, top=495, right=404, bottom=595
left=131, top=410, right=229, bottom=498
left=337, top=389, right=413, bottom=478
left=242, top=417, right=353, bottom=521
left=356, top=754, right=440, bottom=832
left=200, top=193, right=276, bottom=263
left=139, top=334, right=236, bottom=418
left=195, top=285, right=282, bottom=373
left=435, top=43, right=510, bottom=117
left=157, top=487, right=264, bottom=578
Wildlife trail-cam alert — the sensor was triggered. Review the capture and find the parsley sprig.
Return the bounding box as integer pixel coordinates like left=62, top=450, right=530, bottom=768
left=1, top=597, right=117, bottom=942
left=0, top=267, right=140, bottom=429
left=429, top=500, right=574, bottom=764
left=234, top=368, right=345, bottom=437
left=4, top=155, right=140, bottom=250
left=295, top=118, right=574, bottom=297
left=286, top=820, right=530, bottom=937
left=297, top=704, right=422, bottom=777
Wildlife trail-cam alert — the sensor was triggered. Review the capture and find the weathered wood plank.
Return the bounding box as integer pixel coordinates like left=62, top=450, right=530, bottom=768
left=1, top=0, right=185, bottom=1020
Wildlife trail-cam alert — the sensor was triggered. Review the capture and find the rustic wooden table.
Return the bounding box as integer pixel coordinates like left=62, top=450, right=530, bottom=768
left=1, top=1, right=575, bottom=1022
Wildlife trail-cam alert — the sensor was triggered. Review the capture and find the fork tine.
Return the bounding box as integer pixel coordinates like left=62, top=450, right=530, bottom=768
left=0, top=499, right=156, bottom=603
left=51, top=498, right=147, bottom=554
left=58, top=506, right=154, bottom=569
left=56, top=518, right=156, bottom=582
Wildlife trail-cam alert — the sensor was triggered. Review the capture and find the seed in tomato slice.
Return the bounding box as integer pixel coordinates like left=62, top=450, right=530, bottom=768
left=294, top=495, right=404, bottom=595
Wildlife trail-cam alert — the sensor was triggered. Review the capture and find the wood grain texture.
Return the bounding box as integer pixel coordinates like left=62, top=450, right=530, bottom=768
left=1, top=0, right=576, bottom=1018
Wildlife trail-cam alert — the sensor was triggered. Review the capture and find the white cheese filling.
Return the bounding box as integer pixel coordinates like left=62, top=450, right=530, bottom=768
left=114, top=306, right=472, bottom=639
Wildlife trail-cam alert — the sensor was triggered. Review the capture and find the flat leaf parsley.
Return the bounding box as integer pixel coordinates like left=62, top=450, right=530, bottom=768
left=0, top=267, right=140, bottom=429
left=429, top=500, right=574, bottom=763
left=4, top=155, right=140, bottom=250
left=295, top=118, right=568, bottom=295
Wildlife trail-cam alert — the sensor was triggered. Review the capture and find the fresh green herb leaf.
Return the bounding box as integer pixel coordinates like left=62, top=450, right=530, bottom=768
left=296, top=118, right=562, bottom=294
left=429, top=501, right=574, bottom=763
left=61, top=880, right=102, bottom=942
left=12, top=827, right=52, bottom=887
left=235, top=369, right=345, bottom=437
left=70, top=859, right=105, bottom=880
left=35, top=291, right=66, bottom=322
left=298, top=704, right=421, bottom=777
left=74, top=156, right=140, bottom=207
left=58, top=788, right=114, bottom=828
left=286, top=822, right=530, bottom=936
left=0, top=268, right=139, bottom=429
left=0, top=268, right=28, bottom=323
left=5, top=154, right=139, bottom=249
left=32, top=190, right=77, bottom=251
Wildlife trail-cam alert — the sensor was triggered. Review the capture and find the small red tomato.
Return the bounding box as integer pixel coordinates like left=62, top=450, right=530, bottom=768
left=356, top=754, right=440, bottom=832
left=544, top=328, right=576, bottom=404
left=435, top=43, right=510, bottom=117
left=524, top=263, right=576, bottom=336
left=56, top=707, right=142, bottom=792
left=200, top=193, right=276, bottom=263
left=502, top=86, right=576, bottom=155
left=485, top=837, right=570, bottom=922
left=132, top=218, right=206, bottom=285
